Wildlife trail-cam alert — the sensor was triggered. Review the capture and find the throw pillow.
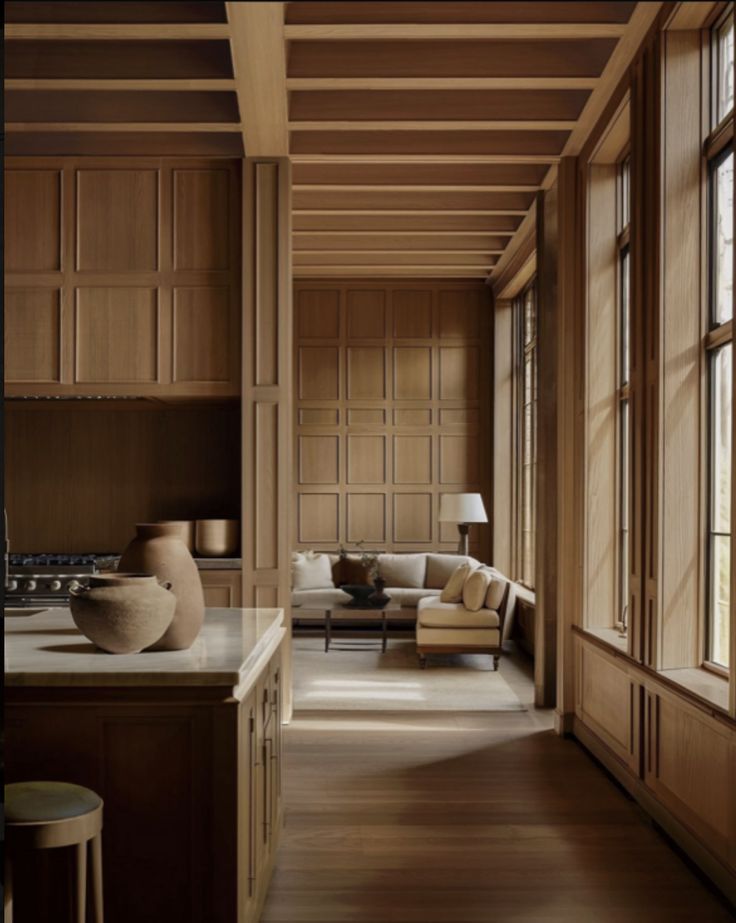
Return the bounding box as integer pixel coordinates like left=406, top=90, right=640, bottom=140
left=332, top=555, right=371, bottom=587
left=440, top=562, right=476, bottom=603
left=377, top=553, right=427, bottom=588
left=462, top=569, right=491, bottom=611
left=485, top=576, right=507, bottom=612
left=292, top=551, right=334, bottom=590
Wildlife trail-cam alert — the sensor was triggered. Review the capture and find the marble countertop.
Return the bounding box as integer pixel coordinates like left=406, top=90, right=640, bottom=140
left=5, top=607, right=284, bottom=693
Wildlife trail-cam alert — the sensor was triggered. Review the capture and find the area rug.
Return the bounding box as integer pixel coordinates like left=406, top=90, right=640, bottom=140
left=292, top=638, right=526, bottom=712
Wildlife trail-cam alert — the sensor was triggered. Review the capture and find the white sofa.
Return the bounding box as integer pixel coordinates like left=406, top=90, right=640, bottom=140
left=292, top=552, right=515, bottom=646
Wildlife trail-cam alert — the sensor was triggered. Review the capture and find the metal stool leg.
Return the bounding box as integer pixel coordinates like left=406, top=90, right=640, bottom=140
left=74, top=841, right=87, bottom=923
left=91, top=835, right=104, bottom=923
left=4, top=854, right=12, bottom=923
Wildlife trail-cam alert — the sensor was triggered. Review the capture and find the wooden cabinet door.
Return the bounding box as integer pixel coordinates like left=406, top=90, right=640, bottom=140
left=200, top=570, right=243, bottom=608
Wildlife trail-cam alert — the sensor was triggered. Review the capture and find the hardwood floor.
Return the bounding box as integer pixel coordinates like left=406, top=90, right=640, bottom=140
left=263, top=647, right=733, bottom=922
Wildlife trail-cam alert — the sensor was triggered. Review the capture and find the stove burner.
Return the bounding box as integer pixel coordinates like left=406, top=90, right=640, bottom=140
left=10, top=554, right=99, bottom=567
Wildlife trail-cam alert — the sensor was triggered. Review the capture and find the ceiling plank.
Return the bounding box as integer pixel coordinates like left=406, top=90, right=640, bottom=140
left=285, top=4, right=638, bottom=26
left=283, top=24, right=627, bottom=39
left=5, top=23, right=230, bottom=39
left=291, top=154, right=560, bottom=163
left=289, top=120, right=577, bottom=131
left=295, top=267, right=490, bottom=277
left=287, top=77, right=599, bottom=90
left=226, top=1, right=288, bottom=156
left=295, top=209, right=528, bottom=216
left=293, top=230, right=516, bottom=239
left=6, top=122, right=241, bottom=132
left=4, top=78, right=237, bottom=90
left=292, top=162, right=550, bottom=184
left=292, top=184, right=539, bottom=192
left=293, top=213, right=523, bottom=231
left=293, top=190, right=534, bottom=209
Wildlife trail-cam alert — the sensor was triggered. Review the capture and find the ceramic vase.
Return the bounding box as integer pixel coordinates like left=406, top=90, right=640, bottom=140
left=70, top=574, right=176, bottom=654
left=118, top=523, right=205, bottom=651
left=368, top=577, right=391, bottom=608
left=195, top=519, right=239, bottom=557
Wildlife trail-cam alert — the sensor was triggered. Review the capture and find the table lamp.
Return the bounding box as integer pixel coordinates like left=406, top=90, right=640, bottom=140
left=438, top=493, right=488, bottom=556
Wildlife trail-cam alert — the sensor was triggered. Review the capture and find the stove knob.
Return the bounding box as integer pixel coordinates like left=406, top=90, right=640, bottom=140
left=23, top=579, right=37, bottom=592
left=49, top=579, right=63, bottom=591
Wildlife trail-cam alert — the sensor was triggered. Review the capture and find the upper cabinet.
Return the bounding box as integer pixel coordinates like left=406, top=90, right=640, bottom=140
left=4, top=158, right=241, bottom=398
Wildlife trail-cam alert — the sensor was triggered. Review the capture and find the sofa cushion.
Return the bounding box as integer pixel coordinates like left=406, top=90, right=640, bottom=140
left=377, top=553, right=427, bottom=588
left=292, top=551, right=334, bottom=590
left=485, top=577, right=507, bottom=612
left=425, top=553, right=480, bottom=589
left=292, top=587, right=351, bottom=608
left=417, top=626, right=501, bottom=647
left=440, top=562, right=476, bottom=603
left=462, top=569, right=491, bottom=611
left=388, top=588, right=441, bottom=608
left=417, top=599, right=500, bottom=630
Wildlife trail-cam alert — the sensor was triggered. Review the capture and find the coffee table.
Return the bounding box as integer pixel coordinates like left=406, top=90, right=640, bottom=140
left=324, top=603, right=403, bottom=653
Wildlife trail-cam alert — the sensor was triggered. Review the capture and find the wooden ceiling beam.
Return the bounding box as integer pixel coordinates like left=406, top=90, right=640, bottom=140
left=295, top=209, right=527, bottom=216
left=226, top=1, right=288, bottom=156
left=293, top=229, right=516, bottom=237
left=4, top=78, right=237, bottom=91
left=289, top=120, right=577, bottom=131
left=294, top=249, right=504, bottom=255
left=5, top=23, right=230, bottom=39
left=295, top=267, right=490, bottom=277
left=283, top=24, right=627, bottom=40
left=287, top=76, right=599, bottom=90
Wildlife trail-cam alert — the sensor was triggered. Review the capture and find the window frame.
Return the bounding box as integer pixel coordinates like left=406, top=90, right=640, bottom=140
left=703, top=6, right=734, bottom=676
left=514, top=277, right=538, bottom=590
left=616, top=153, right=632, bottom=635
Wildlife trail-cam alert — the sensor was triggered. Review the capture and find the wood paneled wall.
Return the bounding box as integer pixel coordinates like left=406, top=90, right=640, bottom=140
left=4, top=157, right=241, bottom=397
left=293, top=280, right=492, bottom=558
left=4, top=402, right=240, bottom=553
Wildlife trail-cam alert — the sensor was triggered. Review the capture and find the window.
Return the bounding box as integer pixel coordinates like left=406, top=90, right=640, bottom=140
left=617, top=156, right=631, bottom=634
left=706, top=8, right=733, bottom=670
left=516, top=280, right=537, bottom=588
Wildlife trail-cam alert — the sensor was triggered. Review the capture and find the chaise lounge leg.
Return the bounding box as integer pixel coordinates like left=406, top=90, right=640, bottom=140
left=493, top=655, right=500, bottom=671
left=419, top=654, right=427, bottom=669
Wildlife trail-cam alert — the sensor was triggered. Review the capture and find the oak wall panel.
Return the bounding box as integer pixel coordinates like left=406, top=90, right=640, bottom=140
left=76, top=169, right=158, bottom=272
left=5, top=170, right=61, bottom=272
left=173, top=168, right=230, bottom=271
left=5, top=288, right=61, bottom=383
left=75, top=286, right=158, bottom=383
left=173, top=286, right=231, bottom=383
left=347, top=289, right=386, bottom=339
left=294, top=280, right=491, bottom=556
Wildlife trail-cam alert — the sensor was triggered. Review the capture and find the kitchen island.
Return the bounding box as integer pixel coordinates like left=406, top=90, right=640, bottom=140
left=5, top=607, right=286, bottom=923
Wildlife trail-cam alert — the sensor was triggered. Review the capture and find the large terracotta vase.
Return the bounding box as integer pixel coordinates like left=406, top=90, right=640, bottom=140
left=118, top=523, right=205, bottom=651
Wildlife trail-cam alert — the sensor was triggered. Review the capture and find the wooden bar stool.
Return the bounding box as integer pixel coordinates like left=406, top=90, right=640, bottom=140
left=4, top=781, right=104, bottom=923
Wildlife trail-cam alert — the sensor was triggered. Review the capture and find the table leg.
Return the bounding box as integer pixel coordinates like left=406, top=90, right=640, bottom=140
left=325, top=610, right=331, bottom=653
left=382, top=610, right=388, bottom=653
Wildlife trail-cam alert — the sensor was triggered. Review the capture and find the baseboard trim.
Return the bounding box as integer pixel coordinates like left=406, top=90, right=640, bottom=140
left=554, top=710, right=574, bottom=736
left=573, top=717, right=736, bottom=908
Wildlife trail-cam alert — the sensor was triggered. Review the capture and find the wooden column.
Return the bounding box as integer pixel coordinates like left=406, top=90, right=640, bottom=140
left=535, top=186, right=559, bottom=709
left=492, top=299, right=515, bottom=576
left=554, top=157, right=585, bottom=730
left=242, top=157, right=293, bottom=720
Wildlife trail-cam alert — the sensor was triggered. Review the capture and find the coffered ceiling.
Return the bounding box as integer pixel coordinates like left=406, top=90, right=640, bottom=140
left=5, top=1, right=662, bottom=284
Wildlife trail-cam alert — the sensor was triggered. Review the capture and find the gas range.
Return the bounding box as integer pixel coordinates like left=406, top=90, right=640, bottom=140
left=6, top=554, right=117, bottom=607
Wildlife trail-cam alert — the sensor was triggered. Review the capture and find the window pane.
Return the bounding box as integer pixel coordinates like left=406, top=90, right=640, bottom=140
left=619, top=158, right=630, bottom=232
left=709, top=344, right=732, bottom=668
left=713, top=150, right=734, bottom=325
left=709, top=535, right=731, bottom=668
left=620, top=247, right=630, bottom=384
left=717, top=12, right=734, bottom=124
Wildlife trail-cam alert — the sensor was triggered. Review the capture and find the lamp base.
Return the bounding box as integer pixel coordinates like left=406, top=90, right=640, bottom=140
left=457, top=523, right=470, bottom=557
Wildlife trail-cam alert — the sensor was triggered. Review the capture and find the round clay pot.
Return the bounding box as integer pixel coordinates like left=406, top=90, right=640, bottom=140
left=194, top=519, right=239, bottom=557
left=118, top=523, right=206, bottom=651
left=157, top=520, right=195, bottom=551
left=69, top=574, right=176, bottom=655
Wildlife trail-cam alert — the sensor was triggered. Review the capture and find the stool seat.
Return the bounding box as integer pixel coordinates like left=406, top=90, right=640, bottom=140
left=6, top=782, right=102, bottom=824
left=5, top=782, right=104, bottom=922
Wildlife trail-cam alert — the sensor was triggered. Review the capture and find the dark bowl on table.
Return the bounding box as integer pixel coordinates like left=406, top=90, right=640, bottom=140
left=341, top=584, right=376, bottom=607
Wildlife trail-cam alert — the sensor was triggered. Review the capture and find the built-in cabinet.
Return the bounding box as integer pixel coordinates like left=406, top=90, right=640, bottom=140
left=574, top=633, right=736, bottom=898
left=4, top=158, right=241, bottom=398
left=201, top=569, right=243, bottom=608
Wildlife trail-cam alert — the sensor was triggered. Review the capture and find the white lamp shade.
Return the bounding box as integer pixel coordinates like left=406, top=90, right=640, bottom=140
left=438, top=493, right=488, bottom=524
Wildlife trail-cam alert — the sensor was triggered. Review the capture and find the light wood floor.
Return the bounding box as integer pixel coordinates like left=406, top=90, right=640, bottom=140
left=263, top=646, right=734, bottom=922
